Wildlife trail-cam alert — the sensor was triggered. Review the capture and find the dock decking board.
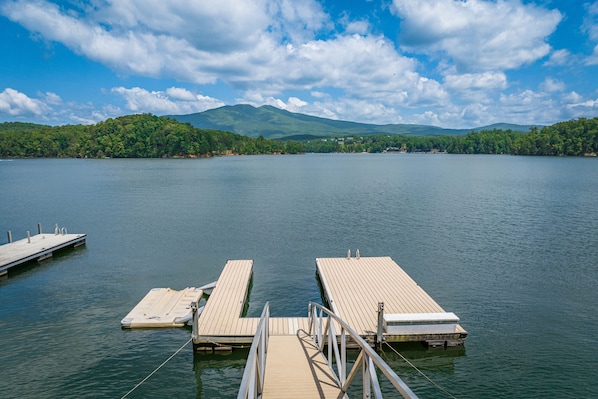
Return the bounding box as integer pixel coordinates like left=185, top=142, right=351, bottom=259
left=316, top=256, right=464, bottom=340
left=197, top=259, right=255, bottom=337
left=262, top=332, right=343, bottom=399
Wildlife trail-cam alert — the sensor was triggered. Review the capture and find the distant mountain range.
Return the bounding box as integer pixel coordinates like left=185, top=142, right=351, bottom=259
left=168, top=104, right=535, bottom=139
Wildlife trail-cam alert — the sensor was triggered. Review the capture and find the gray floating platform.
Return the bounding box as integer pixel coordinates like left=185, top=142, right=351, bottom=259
left=0, top=230, right=86, bottom=277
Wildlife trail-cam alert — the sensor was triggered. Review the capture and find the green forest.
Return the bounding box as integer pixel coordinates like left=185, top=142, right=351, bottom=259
left=0, top=114, right=304, bottom=158
left=1, top=114, right=597, bottom=158
left=304, top=117, right=598, bottom=156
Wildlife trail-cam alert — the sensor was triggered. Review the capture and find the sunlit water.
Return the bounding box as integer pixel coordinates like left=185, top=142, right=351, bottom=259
left=1, top=154, right=597, bottom=398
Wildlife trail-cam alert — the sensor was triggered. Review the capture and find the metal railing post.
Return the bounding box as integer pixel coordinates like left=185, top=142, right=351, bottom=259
left=238, top=302, right=270, bottom=399
left=376, top=302, right=385, bottom=349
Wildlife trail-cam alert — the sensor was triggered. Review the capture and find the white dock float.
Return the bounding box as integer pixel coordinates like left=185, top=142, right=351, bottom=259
left=384, top=312, right=460, bottom=334
left=0, top=227, right=86, bottom=277
left=121, top=287, right=204, bottom=328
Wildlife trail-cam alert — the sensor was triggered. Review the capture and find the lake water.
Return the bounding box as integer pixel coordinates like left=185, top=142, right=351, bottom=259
left=1, top=154, right=597, bottom=398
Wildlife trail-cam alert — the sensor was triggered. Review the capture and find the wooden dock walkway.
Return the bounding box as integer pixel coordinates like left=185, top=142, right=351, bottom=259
left=0, top=229, right=86, bottom=277
left=262, top=332, right=343, bottom=398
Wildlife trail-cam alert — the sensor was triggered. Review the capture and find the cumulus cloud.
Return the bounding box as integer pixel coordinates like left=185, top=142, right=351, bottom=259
left=111, top=87, right=225, bottom=114
left=391, top=0, right=562, bottom=71
left=3, top=0, right=592, bottom=129
left=565, top=97, right=598, bottom=117
left=0, top=0, right=448, bottom=114
left=541, top=78, right=566, bottom=93
left=0, top=88, right=51, bottom=117
left=444, top=72, right=507, bottom=90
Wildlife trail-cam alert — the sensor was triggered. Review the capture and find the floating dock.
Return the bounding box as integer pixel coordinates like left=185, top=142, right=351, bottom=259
left=192, top=255, right=466, bottom=350
left=316, top=256, right=467, bottom=347
left=0, top=225, right=86, bottom=277
left=121, top=287, right=204, bottom=328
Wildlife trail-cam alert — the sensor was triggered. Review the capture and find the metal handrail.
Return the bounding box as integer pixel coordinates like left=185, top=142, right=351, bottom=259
left=308, top=302, right=418, bottom=399
left=237, top=302, right=270, bottom=399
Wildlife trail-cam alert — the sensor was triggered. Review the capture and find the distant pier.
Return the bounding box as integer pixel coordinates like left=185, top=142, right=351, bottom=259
left=0, top=224, right=86, bottom=277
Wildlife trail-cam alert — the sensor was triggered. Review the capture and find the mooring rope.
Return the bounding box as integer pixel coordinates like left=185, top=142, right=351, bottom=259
left=120, top=338, right=192, bottom=399
left=382, top=341, right=459, bottom=399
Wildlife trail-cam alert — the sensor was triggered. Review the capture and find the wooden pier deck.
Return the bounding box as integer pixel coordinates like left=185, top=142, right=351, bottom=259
left=0, top=231, right=86, bottom=277
left=316, top=256, right=467, bottom=345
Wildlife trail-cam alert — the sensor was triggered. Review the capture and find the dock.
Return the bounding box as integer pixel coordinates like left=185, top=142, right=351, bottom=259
left=193, top=256, right=466, bottom=350
left=0, top=225, right=86, bottom=277
left=191, top=254, right=465, bottom=398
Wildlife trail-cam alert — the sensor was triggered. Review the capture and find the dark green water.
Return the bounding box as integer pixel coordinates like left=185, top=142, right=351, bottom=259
left=1, top=154, right=597, bottom=398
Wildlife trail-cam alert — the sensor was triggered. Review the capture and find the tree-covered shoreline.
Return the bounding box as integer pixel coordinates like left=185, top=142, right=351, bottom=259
left=304, top=117, right=598, bottom=156
left=1, top=114, right=597, bottom=158
left=0, top=114, right=304, bottom=158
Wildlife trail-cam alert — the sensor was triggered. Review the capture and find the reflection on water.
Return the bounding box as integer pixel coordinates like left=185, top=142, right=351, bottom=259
left=193, top=351, right=248, bottom=399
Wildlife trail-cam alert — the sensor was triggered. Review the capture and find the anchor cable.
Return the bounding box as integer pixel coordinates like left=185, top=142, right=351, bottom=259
left=382, top=341, right=459, bottom=399
left=121, top=338, right=192, bottom=399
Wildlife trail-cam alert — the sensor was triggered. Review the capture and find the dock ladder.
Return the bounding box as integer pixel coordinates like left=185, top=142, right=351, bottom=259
left=237, top=302, right=418, bottom=399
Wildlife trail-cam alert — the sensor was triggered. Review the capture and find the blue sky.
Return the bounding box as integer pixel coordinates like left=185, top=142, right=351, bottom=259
left=1, top=0, right=597, bottom=128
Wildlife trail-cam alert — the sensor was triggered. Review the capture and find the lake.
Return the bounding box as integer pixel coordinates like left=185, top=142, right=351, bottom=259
left=1, top=154, right=597, bottom=398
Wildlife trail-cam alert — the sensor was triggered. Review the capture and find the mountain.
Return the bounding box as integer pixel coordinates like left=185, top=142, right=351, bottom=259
left=168, top=105, right=534, bottom=139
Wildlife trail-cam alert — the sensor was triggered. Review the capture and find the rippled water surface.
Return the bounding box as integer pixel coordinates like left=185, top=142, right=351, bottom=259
left=1, top=154, right=597, bottom=398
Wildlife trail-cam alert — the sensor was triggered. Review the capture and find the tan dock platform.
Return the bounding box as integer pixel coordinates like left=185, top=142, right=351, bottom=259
left=0, top=232, right=86, bottom=276
left=262, top=332, right=343, bottom=398
left=121, top=287, right=203, bottom=328
left=316, top=256, right=467, bottom=344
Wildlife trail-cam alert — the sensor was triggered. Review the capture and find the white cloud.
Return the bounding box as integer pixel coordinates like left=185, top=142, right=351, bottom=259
left=391, top=0, right=562, bottom=71
left=544, top=49, right=572, bottom=66
left=165, top=87, right=197, bottom=102
left=583, top=1, right=598, bottom=41
left=0, top=88, right=51, bottom=117
left=540, top=78, right=566, bottom=93
left=583, top=2, right=598, bottom=65
left=586, top=45, right=598, bottom=66
left=565, top=96, right=598, bottom=117
left=111, top=87, right=225, bottom=115
left=0, top=0, right=447, bottom=112
left=344, top=20, right=370, bottom=35
left=444, top=72, right=507, bottom=90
